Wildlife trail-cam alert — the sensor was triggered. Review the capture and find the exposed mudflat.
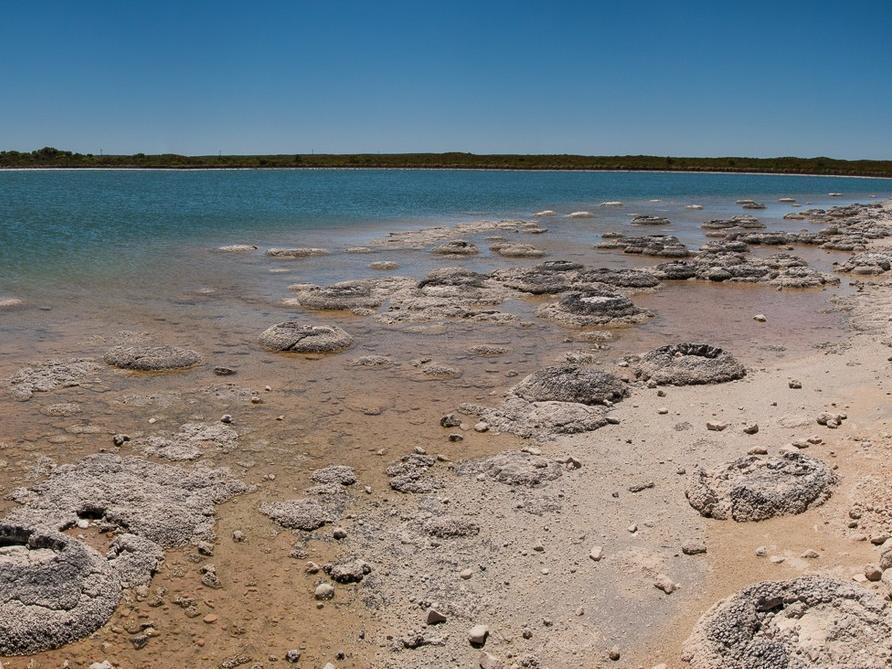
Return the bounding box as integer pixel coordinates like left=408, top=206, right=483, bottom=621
left=2, top=198, right=892, bottom=668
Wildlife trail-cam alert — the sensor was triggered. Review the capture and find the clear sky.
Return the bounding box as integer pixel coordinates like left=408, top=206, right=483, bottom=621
left=2, top=1, right=891, bottom=158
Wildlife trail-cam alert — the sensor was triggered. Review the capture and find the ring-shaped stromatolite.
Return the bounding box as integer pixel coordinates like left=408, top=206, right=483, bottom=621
left=0, top=523, right=122, bottom=655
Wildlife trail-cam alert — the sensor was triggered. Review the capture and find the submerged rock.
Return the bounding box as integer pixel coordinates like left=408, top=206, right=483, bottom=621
left=686, top=452, right=837, bottom=522
left=633, top=343, right=746, bottom=385
left=104, top=345, right=201, bottom=371
left=259, top=322, right=353, bottom=353
left=432, top=240, right=479, bottom=256
left=7, top=358, right=103, bottom=401
left=631, top=215, right=671, bottom=226
left=4, top=454, right=251, bottom=547
left=139, top=422, right=238, bottom=461
left=0, top=523, right=122, bottom=655
left=266, top=247, right=330, bottom=258
left=682, top=575, right=892, bottom=669
left=490, top=242, right=545, bottom=258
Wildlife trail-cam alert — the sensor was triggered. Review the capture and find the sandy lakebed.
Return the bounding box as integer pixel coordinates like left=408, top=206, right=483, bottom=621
left=3, top=186, right=892, bottom=669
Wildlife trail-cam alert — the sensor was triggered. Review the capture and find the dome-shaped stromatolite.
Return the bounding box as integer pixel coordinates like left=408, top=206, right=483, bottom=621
left=288, top=281, right=382, bottom=310
left=0, top=524, right=122, bottom=655
left=682, top=575, right=892, bottom=669
left=103, top=345, right=201, bottom=371
left=686, top=452, right=837, bottom=522
left=512, top=365, right=629, bottom=406
left=536, top=260, right=583, bottom=272
left=634, top=343, right=746, bottom=385
left=574, top=267, right=662, bottom=289
left=537, top=289, right=653, bottom=327
left=259, top=322, right=353, bottom=353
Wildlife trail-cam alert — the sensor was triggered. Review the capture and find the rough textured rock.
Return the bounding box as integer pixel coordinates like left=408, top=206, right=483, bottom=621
left=104, top=345, right=201, bottom=371
left=597, top=234, right=690, bottom=258
left=139, top=422, right=238, bottom=461
left=4, top=454, right=251, bottom=547
left=490, top=242, right=545, bottom=258
left=260, top=497, right=343, bottom=531
left=573, top=267, right=661, bottom=289
left=537, top=290, right=653, bottom=327
left=652, top=251, right=838, bottom=288
left=7, top=358, right=103, bottom=401
left=423, top=516, right=480, bottom=538
left=455, top=451, right=568, bottom=487
left=839, top=251, right=892, bottom=275
left=386, top=454, right=440, bottom=493
left=631, top=215, right=671, bottom=225
left=633, top=343, right=746, bottom=386
left=417, top=267, right=488, bottom=290
left=490, top=267, right=572, bottom=294
left=512, top=365, right=629, bottom=406
left=106, top=533, right=165, bottom=587
left=325, top=558, right=372, bottom=584
left=686, top=452, right=838, bottom=521
left=265, top=247, right=330, bottom=258
left=460, top=397, right=609, bottom=440
left=259, top=322, right=353, bottom=353
left=287, top=281, right=382, bottom=310
left=432, top=240, right=479, bottom=256
left=0, top=523, right=122, bottom=655
left=311, top=465, right=357, bottom=486
left=682, top=575, right=892, bottom=669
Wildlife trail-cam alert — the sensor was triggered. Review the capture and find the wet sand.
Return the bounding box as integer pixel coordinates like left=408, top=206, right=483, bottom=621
left=2, top=198, right=892, bottom=668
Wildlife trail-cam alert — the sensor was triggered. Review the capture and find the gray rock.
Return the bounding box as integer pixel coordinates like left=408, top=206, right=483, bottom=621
left=686, top=452, right=838, bottom=522
left=258, top=322, right=353, bottom=353
left=386, top=454, right=440, bottom=493
left=682, top=575, right=892, bottom=669
left=4, top=454, right=250, bottom=547
left=633, top=343, right=746, bottom=386
left=0, top=523, right=121, bottom=655
left=104, top=345, right=200, bottom=371
left=7, top=358, right=103, bottom=401
left=455, top=450, right=570, bottom=487
left=512, top=365, right=629, bottom=406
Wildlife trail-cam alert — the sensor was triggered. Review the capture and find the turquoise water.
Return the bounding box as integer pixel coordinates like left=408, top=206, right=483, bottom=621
left=0, top=168, right=888, bottom=294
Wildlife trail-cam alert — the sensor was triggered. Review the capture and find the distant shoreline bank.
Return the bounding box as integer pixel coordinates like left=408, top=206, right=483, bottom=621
left=3, top=149, right=892, bottom=178
left=2, top=165, right=892, bottom=181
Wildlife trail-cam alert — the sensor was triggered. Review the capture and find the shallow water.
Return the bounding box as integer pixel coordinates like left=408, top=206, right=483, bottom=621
left=0, top=168, right=888, bottom=295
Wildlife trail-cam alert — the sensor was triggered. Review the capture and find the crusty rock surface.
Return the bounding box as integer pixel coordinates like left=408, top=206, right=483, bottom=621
left=512, top=365, right=629, bottom=406
left=682, top=575, right=892, bottom=669
left=104, top=345, right=201, bottom=371
left=537, top=290, right=653, bottom=327
left=287, top=281, right=383, bottom=310
left=455, top=451, right=570, bottom=487
left=139, top=422, right=239, bottom=461
left=460, top=397, right=609, bottom=440
left=432, top=240, right=479, bottom=256
left=265, top=247, right=330, bottom=258
left=260, top=497, right=343, bottom=531
left=633, top=343, right=746, bottom=385
left=686, top=452, right=838, bottom=521
left=311, top=465, right=357, bottom=486
left=259, top=322, right=353, bottom=353
left=0, top=523, right=122, bottom=655
left=386, top=454, right=441, bottom=493
left=597, top=234, right=689, bottom=258
left=7, top=358, right=103, bottom=401
left=4, top=454, right=251, bottom=547
left=490, top=242, right=545, bottom=258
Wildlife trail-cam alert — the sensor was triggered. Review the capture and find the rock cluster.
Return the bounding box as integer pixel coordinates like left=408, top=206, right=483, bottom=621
left=597, top=234, right=690, bottom=257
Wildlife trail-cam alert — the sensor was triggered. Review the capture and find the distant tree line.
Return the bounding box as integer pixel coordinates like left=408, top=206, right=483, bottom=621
left=2, top=147, right=891, bottom=177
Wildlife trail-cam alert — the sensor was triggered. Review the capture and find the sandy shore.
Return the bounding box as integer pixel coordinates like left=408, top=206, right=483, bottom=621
left=2, top=199, right=892, bottom=668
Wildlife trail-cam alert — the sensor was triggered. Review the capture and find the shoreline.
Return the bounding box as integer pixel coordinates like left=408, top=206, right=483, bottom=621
left=1, top=195, right=892, bottom=668
left=2, top=165, right=892, bottom=180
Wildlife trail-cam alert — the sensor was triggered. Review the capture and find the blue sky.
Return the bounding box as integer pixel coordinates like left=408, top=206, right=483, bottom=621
left=2, top=1, right=891, bottom=158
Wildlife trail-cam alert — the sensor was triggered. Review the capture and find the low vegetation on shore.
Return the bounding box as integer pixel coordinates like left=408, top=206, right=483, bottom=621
left=3, top=146, right=892, bottom=177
